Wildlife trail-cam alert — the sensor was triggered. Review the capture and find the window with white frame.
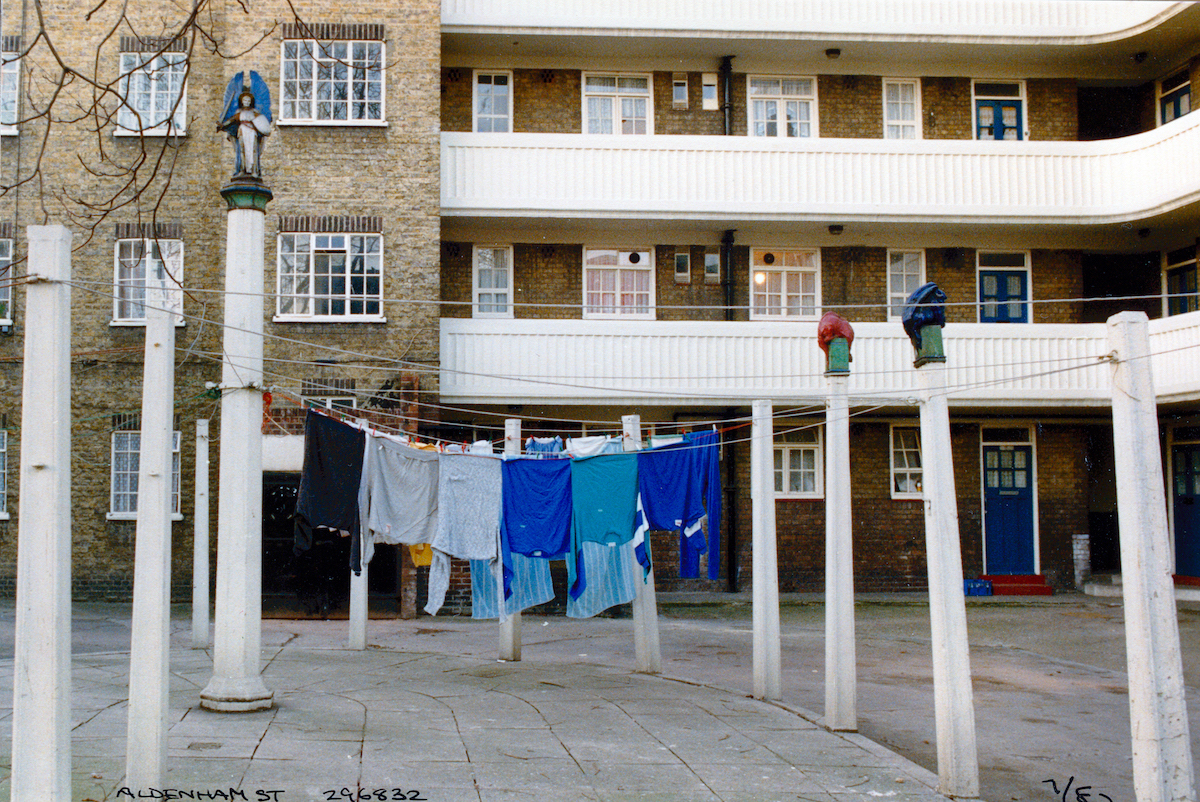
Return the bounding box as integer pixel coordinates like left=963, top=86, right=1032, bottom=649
left=887, top=250, right=924, bottom=319
left=473, top=245, right=512, bottom=318
left=883, top=79, right=920, bottom=139
left=891, top=425, right=922, bottom=498
left=113, top=238, right=183, bottom=323
left=1165, top=245, right=1198, bottom=316
left=973, top=80, right=1024, bottom=140
left=1, top=49, right=20, bottom=130
left=277, top=232, right=383, bottom=320
left=0, top=238, right=12, bottom=323
left=109, top=429, right=181, bottom=519
left=281, top=39, right=384, bottom=123
left=474, top=71, right=511, bottom=132
left=751, top=248, right=819, bottom=319
left=674, top=249, right=691, bottom=284
left=117, top=49, right=187, bottom=133
left=583, top=74, right=651, bottom=135
left=775, top=425, right=823, bottom=498
left=748, top=77, right=815, bottom=138
left=1160, top=69, right=1191, bottom=126
left=0, top=429, right=9, bottom=516
left=583, top=248, right=653, bottom=318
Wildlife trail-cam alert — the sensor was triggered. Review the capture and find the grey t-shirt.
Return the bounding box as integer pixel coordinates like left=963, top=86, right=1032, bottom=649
left=424, top=454, right=502, bottom=615
left=357, top=435, right=440, bottom=566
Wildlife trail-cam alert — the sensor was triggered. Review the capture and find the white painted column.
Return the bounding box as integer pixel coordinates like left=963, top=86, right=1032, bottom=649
left=11, top=225, right=72, bottom=802
left=824, top=373, right=856, bottom=731
left=349, top=421, right=369, bottom=651
left=125, top=290, right=178, bottom=791
left=348, top=565, right=368, bottom=650
left=1107, top=311, right=1195, bottom=802
left=500, top=418, right=522, bottom=661
left=200, top=183, right=274, bottom=712
left=750, top=399, right=782, bottom=700
left=625, top=414, right=661, bottom=674
left=192, top=419, right=210, bottom=649
left=917, top=358, right=979, bottom=798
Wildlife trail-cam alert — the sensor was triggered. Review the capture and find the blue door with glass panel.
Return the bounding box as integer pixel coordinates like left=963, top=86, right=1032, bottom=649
left=1173, top=444, right=1200, bottom=576
left=979, top=270, right=1028, bottom=323
left=976, top=100, right=1023, bottom=140
left=984, top=445, right=1035, bottom=574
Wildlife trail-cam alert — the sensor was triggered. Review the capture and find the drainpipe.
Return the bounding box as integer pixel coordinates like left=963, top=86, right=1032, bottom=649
left=720, top=229, right=739, bottom=592
left=721, top=56, right=735, bottom=136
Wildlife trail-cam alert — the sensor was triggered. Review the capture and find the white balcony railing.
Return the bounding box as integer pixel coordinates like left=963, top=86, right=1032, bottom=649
left=442, top=113, right=1200, bottom=225
left=443, top=0, right=1182, bottom=40
left=439, top=314, right=1200, bottom=407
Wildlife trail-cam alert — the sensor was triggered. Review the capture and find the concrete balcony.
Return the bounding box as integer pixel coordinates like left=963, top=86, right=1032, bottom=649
left=442, top=0, right=1179, bottom=40
left=439, top=312, right=1200, bottom=407
left=442, top=114, right=1200, bottom=237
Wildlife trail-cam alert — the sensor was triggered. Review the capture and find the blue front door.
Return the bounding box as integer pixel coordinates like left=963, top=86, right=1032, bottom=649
left=976, top=100, right=1023, bottom=140
left=1173, top=444, right=1200, bottom=576
left=984, top=445, right=1035, bottom=574
left=979, top=270, right=1029, bottom=323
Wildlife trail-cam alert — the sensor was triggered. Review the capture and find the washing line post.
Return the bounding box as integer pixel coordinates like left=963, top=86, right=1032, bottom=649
left=821, top=316, right=856, bottom=731
left=500, top=418, right=523, bottom=661
left=348, top=419, right=370, bottom=651
left=624, top=414, right=662, bottom=674
left=192, top=419, right=211, bottom=649
left=125, top=285, right=178, bottom=791
left=750, top=399, right=782, bottom=700
left=10, top=225, right=73, bottom=802
left=1107, top=311, right=1195, bottom=802
left=904, top=283, right=979, bottom=798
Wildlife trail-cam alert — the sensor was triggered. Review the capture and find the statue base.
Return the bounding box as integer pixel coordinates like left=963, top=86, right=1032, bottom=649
left=914, top=325, right=946, bottom=368
left=220, top=179, right=273, bottom=212
left=825, top=337, right=851, bottom=375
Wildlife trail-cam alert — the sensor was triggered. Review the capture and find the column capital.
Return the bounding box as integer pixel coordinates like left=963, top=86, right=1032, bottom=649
left=220, top=180, right=273, bottom=212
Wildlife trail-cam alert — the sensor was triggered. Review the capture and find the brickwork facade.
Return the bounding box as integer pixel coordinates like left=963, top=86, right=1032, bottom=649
left=921, top=77, right=973, bottom=139
left=0, top=0, right=443, bottom=602
left=818, top=75, right=883, bottom=139
left=1027, top=79, right=1079, bottom=141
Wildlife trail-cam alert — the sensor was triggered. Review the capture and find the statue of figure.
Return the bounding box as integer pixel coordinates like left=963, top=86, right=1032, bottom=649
left=817, top=311, right=855, bottom=360
left=901, top=282, right=948, bottom=350
left=218, top=71, right=272, bottom=179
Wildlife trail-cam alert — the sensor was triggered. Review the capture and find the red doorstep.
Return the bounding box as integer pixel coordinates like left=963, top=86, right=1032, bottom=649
left=978, top=574, right=1054, bottom=595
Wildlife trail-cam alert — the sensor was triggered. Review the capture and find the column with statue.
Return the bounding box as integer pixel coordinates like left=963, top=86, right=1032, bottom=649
left=201, top=71, right=275, bottom=712
left=902, top=283, right=979, bottom=797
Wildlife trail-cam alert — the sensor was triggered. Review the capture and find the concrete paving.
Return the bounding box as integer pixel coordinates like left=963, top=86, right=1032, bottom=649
left=1, top=593, right=1198, bottom=801
left=0, top=600, right=950, bottom=802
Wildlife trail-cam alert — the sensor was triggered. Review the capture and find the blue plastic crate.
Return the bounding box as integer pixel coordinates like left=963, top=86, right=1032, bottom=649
left=963, top=579, right=993, bottom=596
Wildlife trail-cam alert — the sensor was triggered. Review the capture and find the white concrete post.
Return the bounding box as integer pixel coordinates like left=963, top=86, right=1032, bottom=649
left=500, top=418, right=522, bottom=661
left=824, top=372, right=856, bottom=731
left=1107, top=311, right=1195, bottom=802
left=625, top=414, right=662, bottom=674
left=349, top=421, right=369, bottom=651
left=200, top=181, right=274, bottom=712
left=11, top=225, right=72, bottom=802
left=917, top=356, right=979, bottom=798
left=192, top=419, right=210, bottom=649
left=125, top=291, right=178, bottom=791
left=751, top=399, right=782, bottom=700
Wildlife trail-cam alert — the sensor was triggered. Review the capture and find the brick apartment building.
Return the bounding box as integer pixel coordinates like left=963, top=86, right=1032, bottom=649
left=2, top=1, right=1200, bottom=610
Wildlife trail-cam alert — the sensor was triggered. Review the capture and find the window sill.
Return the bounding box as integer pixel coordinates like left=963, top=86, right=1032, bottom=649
left=110, top=319, right=186, bottom=328
left=0, top=126, right=16, bottom=137
left=891, top=492, right=923, bottom=501
left=582, top=313, right=657, bottom=321
left=113, top=128, right=187, bottom=138
left=273, top=314, right=387, bottom=324
left=472, top=312, right=514, bottom=320
left=277, top=119, right=387, bottom=128
left=107, top=512, right=185, bottom=521
left=0, top=511, right=10, bottom=521
left=774, top=493, right=823, bottom=500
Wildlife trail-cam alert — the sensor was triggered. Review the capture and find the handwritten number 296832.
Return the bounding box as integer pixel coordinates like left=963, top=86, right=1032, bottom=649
left=323, top=790, right=427, bottom=801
